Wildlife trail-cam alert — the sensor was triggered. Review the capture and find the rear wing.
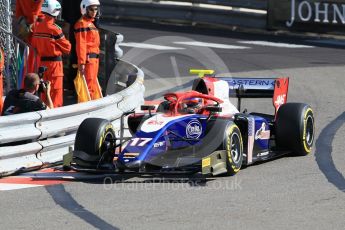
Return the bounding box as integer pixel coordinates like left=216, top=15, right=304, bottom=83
left=221, top=78, right=276, bottom=98
left=192, top=75, right=289, bottom=115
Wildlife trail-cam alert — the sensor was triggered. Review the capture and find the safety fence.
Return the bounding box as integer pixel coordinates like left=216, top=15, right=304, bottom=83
left=0, top=59, right=145, bottom=177
left=0, top=27, right=38, bottom=93
left=100, top=0, right=268, bottom=29
left=0, top=0, right=26, bottom=93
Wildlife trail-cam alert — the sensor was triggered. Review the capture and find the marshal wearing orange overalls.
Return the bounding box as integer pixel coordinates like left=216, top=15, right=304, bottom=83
left=74, top=0, right=102, bottom=100
left=16, top=0, right=44, bottom=25
left=16, top=0, right=44, bottom=75
left=31, top=0, right=71, bottom=107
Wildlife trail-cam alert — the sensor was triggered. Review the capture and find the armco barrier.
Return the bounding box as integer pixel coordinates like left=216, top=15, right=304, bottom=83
left=101, top=0, right=267, bottom=29
left=101, top=0, right=345, bottom=36
left=155, top=0, right=267, bottom=10
left=0, top=143, right=43, bottom=176
left=0, top=113, right=41, bottom=144
left=0, top=59, right=144, bottom=177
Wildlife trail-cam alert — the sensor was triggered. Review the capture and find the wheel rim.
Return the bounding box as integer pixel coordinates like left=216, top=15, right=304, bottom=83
left=305, top=115, right=314, bottom=146
left=231, top=132, right=241, bottom=164
left=100, top=131, right=115, bottom=156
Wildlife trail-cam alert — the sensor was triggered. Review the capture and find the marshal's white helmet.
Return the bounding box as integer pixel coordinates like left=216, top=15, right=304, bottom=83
left=80, top=0, right=101, bottom=15
left=41, top=0, right=61, bottom=17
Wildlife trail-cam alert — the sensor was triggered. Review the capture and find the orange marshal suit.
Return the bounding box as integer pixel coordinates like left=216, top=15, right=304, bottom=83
left=74, top=16, right=101, bottom=100
left=31, top=16, right=71, bottom=107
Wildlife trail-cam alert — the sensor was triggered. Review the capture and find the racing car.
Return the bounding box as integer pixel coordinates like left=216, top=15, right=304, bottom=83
left=64, top=70, right=315, bottom=176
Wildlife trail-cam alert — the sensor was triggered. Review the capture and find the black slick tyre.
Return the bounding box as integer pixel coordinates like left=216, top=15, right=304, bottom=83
left=223, top=123, right=243, bottom=175
left=276, top=103, right=315, bottom=156
left=74, top=118, right=116, bottom=167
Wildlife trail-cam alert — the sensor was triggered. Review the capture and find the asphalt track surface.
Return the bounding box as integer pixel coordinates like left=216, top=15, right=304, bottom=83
left=1, top=22, right=345, bottom=229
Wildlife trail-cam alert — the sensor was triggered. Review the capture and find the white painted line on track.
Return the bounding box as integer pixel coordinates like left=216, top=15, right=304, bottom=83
left=174, top=41, right=250, bottom=49
left=238, top=41, right=314, bottom=48
left=121, top=42, right=185, bottom=50
left=0, top=183, right=42, bottom=191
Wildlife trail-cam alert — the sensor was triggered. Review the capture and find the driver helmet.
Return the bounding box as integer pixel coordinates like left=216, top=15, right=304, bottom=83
left=181, top=97, right=203, bottom=113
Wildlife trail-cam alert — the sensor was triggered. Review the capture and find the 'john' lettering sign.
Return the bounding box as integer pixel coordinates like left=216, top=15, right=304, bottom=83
left=286, top=0, right=345, bottom=27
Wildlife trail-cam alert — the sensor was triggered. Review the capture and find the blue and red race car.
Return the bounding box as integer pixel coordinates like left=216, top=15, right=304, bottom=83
left=65, top=70, right=315, bottom=176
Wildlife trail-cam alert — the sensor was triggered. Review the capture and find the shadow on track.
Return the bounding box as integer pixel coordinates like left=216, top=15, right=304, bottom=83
left=45, top=185, right=120, bottom=230
left=315, top=112, right=345, bottom=193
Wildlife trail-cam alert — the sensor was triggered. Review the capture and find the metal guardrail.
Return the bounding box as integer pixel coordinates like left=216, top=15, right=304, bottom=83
left=0, top=59, right=145, bottom=177
left=101, top=0, right=345, bottom=35
left=154, top=0, right=267, bottom=10
left=100, top=0, right=267, bottom=29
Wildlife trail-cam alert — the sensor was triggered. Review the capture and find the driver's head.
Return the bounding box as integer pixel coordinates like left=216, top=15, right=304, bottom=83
left=185, top=97, right=202, bottom=108
left=181, top=97, right=202, bottom=113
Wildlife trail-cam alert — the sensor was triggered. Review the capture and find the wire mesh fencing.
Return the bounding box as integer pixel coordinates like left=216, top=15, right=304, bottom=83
left=1, top=0, right=36, bottom=93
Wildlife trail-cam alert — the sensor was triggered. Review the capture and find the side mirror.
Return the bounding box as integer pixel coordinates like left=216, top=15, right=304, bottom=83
left=141, top=105, right=156, bottom=116
left=205, top=106, right=222, bottom=113
left=141, top=105, right=155, bottom=111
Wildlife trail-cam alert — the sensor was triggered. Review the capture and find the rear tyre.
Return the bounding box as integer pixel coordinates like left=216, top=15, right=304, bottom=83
left=223, top=124, right=243, bottom=175
left=74, top=118, right=116, bottom=168
left=276, top=103, right=315, bottom=156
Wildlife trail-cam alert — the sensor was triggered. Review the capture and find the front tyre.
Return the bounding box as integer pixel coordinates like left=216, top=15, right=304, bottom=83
left=224, top=124, right=243, bottom=175
left=276, top=103, right=315, bottom=156
left=74, top=118, right=116, bottom=168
